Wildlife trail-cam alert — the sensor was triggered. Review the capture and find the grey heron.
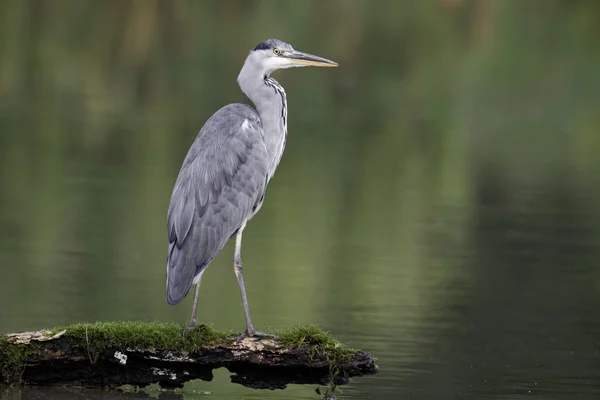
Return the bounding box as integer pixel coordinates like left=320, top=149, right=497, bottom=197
left=166, top=39, right=337, bottom=337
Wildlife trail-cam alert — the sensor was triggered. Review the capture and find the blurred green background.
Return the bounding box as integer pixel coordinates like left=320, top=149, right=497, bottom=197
left=1, top=0, right=600, bottom=399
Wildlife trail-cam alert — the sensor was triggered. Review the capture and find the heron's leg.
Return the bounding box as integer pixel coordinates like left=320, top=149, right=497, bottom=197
left=233, top=224, right=275, bottom=338
left=185, top=277, right=202, bottom=332
left=233, top=223, right=256, bottom=335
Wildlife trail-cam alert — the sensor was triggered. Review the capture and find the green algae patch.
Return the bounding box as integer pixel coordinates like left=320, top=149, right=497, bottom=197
left=53, top=321, right=234, bottom=362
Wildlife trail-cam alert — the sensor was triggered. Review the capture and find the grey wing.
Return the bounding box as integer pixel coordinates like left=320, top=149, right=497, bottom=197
left=166, top=104, right=268, bottom=305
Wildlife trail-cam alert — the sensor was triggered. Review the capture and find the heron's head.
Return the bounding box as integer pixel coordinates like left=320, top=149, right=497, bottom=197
left=245, top=39, right=338, bottom=77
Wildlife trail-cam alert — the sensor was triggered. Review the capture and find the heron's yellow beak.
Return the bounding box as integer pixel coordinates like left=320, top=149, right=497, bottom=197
left=284, top=50, right=338, bottom=67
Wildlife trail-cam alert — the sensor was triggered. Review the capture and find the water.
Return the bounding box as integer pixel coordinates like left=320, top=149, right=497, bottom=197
left=2, top=1, right=600, bottom=399
left=2, top=160, right=599, bottom=399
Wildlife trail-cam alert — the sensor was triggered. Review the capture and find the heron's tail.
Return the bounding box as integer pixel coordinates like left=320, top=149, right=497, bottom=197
left=166, top=281, right=191, bottom=305
left=166, top=243, right=195, bottom=305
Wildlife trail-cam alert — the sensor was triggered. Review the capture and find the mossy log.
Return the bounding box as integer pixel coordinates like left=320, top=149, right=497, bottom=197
left=0, top=322, right=378, bottom=390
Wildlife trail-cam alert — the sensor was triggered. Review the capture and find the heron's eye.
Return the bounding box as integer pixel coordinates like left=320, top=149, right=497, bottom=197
left=273, top=48, right=281, bottom=55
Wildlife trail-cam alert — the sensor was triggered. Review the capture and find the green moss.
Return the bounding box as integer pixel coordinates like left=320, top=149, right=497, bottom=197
left=276, top=324, right=358, bottom=397
left=0, top=336, right=40, bottom=384
left=53, top=321, right=234, bottom=362
left=1, top=321, right=234, bottom=384
left=277, top=324, right=356, bottom=360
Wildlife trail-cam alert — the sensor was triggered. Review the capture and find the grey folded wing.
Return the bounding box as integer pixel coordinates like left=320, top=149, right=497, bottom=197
left=165, top=104, right=268, bottom=305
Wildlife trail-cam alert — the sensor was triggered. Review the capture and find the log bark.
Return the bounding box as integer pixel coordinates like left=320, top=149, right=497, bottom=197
left=1, top=327, right=378, bottom=390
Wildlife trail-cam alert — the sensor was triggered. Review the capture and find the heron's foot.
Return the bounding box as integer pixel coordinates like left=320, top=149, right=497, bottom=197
left=234, top=328, right=278, bottom=341
left=182, top=323, right=206, bottom=336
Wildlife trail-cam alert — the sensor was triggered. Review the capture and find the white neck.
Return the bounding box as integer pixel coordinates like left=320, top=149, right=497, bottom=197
left=237, top=54, right=288, bottom=178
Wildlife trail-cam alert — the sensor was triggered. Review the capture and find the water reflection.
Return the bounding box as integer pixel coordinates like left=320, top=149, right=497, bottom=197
left=1, top=386, right=183, bottom=400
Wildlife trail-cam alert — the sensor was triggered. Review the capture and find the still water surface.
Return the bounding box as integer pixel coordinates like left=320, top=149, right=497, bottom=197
left=1, top=153, right=600, bottom=399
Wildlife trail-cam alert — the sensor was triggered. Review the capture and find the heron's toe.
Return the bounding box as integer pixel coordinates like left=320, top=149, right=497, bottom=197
left=252, top=330, right=278, bottom=338
left=234, top=329, right=278, bottom=341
